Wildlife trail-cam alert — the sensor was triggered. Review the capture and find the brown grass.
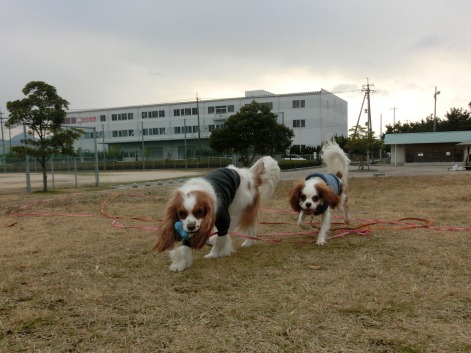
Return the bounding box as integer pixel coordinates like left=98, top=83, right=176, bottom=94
left=1, top=174, right=471, bottom=352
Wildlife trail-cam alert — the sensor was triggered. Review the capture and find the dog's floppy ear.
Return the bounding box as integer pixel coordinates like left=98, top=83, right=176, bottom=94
left=188, top=191, right=216, bottom=249
left=288, top=181, right=305, bottom=212
left=154, top=191, right=181, bottom=252
left=316, top=183, right=340, bottom=209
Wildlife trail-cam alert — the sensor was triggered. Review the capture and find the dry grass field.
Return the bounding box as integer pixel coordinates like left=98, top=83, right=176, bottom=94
left=1, top=173, right=470, bottom=352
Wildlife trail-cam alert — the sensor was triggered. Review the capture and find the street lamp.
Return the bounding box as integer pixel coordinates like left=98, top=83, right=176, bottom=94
left=433, top=86, right=441, bottom=132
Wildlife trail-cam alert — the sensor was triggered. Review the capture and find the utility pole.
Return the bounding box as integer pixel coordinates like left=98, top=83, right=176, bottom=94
left=390, top=106, right=399, bottom=131
left=363, top=79, right=374, bottom=136
left=361, top=79, right=375, bottom=166
left=141, top=121, right=145, bottom=170
left=196, top=93, right=201, bottom=157
left=380, top=113, right=382, bottom=165
left=390, top=106, right=399, bottom=167
left=433, top=86, right=441, bottom=132
left=0, top=109, right=6, bottom=172
left=354, top=79, right=375, bottom=137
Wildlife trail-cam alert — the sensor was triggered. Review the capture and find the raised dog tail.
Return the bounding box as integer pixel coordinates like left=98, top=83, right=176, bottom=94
left=321, top=139, right=350, bottom=182
left=250, top=156, right=280, bottom=201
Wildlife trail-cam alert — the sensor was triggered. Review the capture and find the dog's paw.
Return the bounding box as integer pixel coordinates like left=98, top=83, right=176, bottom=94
left=204, top=251, right=218, bottom=259
left=298, top=221, right=311, bottom=230
left=241, top=239, right=253, bottom=247
left=207, top=235, right=217, bottom=247
left=344, top=215, right=351, bottom=225
left=169, top=263, right=186, bottom=272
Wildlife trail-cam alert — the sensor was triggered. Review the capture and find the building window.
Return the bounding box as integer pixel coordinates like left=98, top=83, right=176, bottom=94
left=100, top=115, right=106, bottom=122
left=143, top=128, right=166, bottom=135
left=293, top=119, right=306, bottom=128
left=112, top=129, right=135, bottom=137
left=228, top=105, right=235, bottom=113
left=174, top=126, right=181, bottom=134
left=261, top=102, right=273, bottom=110
left=192, top=108, right=198, bottom=115
left=215, top=106, right=227, bottom=114
left=177, top=108, right=194, bottom=116
left=208, top=107, right=215, bottom=114
left=293, top=100, right=305, bottom=108
left=142, top=112, right=148, bottom=119
left=113, top=113, right=130, bottom=121
left=90, top=131, right=104, bottom=138
left=174, top=109, right=180, bottom=117
left=159, top=110, right=165, bottom=118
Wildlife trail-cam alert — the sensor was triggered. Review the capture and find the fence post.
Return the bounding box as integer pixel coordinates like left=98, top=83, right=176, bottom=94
left=74, top=157, right=78, bottom=188
left=51, top=156, right=55, bottom=191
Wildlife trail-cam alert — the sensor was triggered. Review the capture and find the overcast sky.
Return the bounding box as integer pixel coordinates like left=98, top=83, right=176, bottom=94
left=1, top=0, right=470, bottom=137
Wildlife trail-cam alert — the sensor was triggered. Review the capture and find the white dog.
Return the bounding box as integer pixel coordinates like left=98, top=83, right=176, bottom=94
left=288, top=139, right=350, bottom=245
left=154, top=156, right=280, bottom=271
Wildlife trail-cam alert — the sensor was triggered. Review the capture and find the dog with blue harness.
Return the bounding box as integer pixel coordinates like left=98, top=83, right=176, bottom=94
left=288, top=139, right=351, bottom=245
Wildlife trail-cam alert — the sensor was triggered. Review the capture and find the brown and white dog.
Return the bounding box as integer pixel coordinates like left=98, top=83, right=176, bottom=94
left=154, top=156, right=280, bottom=271
left=288, top=139, right=350, bottom=245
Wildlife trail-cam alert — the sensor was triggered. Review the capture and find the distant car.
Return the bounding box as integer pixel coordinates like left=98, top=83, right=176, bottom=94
left=283, top=154, right=306, bottom=160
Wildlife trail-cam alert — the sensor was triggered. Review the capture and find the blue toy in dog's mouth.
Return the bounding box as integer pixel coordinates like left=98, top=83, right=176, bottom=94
left=174, top=221, right=189, bottom=240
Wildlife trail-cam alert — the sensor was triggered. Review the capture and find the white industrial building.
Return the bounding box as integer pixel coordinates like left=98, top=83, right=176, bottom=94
left=66, top=89, right=347, bottom=160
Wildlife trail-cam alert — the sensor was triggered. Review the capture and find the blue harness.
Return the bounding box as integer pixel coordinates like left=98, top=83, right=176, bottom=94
left=305, top=173, right=342, bottom=215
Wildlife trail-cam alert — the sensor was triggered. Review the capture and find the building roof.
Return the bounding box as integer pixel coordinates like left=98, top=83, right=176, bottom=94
left=67, top=89, right=341, bottom=113
left=384, top=131, right=471, bottom=145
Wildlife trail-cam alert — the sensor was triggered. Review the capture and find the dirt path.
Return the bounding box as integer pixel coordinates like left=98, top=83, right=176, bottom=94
left=1, top=163, right=468, bottom=194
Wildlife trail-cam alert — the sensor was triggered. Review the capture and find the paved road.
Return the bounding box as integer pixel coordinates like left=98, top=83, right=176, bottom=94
left=0, top=163, right=469, bottom=194
left=281, top=163, right=470, bottom=180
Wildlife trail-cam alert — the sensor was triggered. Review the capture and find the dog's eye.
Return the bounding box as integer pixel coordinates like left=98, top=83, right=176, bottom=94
left=312, top=196, right=319, bottom=202
left=177, top=210, right=188, bottom=219
left=193, top=208, right=205, bottom=218
left=300, top=194, right=307, bottom=201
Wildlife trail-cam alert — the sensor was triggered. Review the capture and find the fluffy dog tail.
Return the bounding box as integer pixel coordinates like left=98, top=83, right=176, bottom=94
left=250, top=156, right=280, bottom=201
left=321, top=139, right=350, bottom=183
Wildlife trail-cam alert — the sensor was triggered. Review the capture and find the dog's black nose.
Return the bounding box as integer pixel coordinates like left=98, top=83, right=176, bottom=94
left=187, top=223, right=196, bottom=231
left=305, top=202, right=312, bottom=208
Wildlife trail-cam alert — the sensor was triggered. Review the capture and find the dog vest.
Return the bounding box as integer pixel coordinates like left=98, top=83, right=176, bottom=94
left=204, top=168, right=241, bottom=236
left=305, top=173, right=341, bottom=215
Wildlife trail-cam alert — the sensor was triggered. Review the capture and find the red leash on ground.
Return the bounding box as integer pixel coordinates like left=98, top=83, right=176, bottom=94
left=7, top=193, right=471, bottom=241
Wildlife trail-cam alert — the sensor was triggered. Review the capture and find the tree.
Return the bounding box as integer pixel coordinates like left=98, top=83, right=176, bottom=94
left=6, top=81, right=82, bottom=191
left=442, top=107, right=471, bottom=131
left=345, top=125, right=383, bottom=170
left=384, top=105, right=471, bottom=134
left=209, top=101, right=294, bottom=166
